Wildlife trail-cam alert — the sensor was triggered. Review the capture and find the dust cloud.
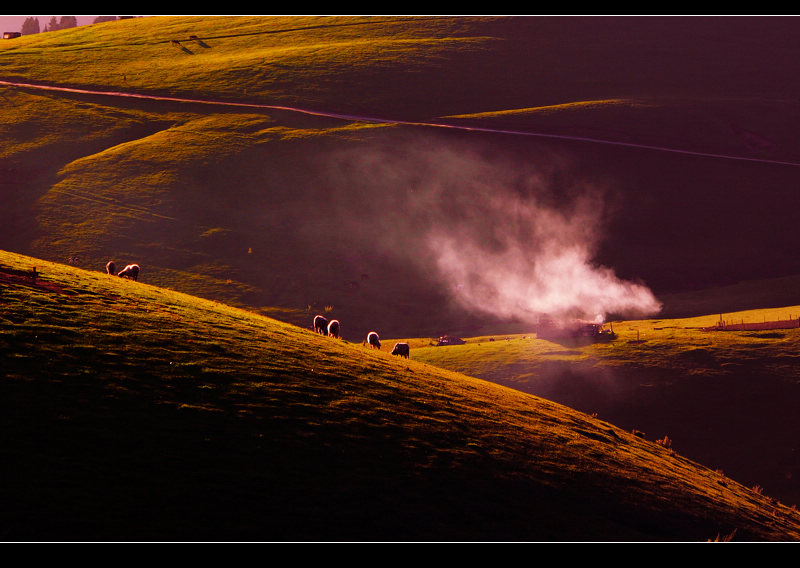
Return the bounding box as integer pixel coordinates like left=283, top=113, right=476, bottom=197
left=321, top=134, right=662, bottom=325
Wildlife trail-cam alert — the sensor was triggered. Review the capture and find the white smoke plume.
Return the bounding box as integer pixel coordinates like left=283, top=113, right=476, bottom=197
left=324, top=135, right=662, bottom=325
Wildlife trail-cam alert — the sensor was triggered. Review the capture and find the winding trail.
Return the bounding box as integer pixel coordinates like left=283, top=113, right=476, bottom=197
left=3, top=78, right=800, bottom=168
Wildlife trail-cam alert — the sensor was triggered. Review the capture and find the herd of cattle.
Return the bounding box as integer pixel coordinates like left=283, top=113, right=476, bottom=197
left=313, top=314, right=410, bottom=358
left=103, top=260, right=411, bottom=359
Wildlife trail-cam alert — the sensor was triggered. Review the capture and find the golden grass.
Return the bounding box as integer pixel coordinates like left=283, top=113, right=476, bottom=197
left=2, top=17, right=800, bottom=539
left=2, top=248, right=800, bottom=540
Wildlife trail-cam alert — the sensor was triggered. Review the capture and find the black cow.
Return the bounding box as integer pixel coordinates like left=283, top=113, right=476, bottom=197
left=117, top=263, right=140, bottom=281
left=313, top=314, right=328, bottom=335
left=327, top=319, right=341, bottom=339
left=391, top=342, right=410, bottom=358
left=364, top=331, right=381, bottom=349
left=105, top=261, right=116, bottom=275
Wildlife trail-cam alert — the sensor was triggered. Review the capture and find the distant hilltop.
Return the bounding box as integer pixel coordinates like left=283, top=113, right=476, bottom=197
left=0, top=15, right=140, bottom=35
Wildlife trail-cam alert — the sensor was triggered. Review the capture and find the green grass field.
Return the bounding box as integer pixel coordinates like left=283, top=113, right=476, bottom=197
left=4, top=16, right=800, bottom=340
left=2, top=248, right=800, bottom=540
left=3, top=15, right=800, bottom=541
left=408, top=308, right=800, bottom=385
left=395, top=307, right=800, bottom=511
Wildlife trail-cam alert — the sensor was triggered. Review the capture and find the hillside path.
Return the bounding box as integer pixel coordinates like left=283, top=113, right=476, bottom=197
left=2, top=78, right=800, bottom=168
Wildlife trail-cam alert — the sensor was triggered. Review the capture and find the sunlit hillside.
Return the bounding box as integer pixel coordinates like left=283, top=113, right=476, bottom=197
left=2, top=249, right=799, bottom=541
left=405, top=307, right=800, bottom=511
left=2, top=16, right=800, bottom=340
left=3, top=16, right=800, bottom=542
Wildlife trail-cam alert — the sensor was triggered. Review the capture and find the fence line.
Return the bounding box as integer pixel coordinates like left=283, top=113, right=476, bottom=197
left=703, top=318, right=800, bottom=332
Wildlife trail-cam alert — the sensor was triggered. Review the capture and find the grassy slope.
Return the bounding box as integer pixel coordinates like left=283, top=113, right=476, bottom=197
left=406, top=308, right=800, bottom=511
left=0, top=15, right=514, bottom=336
left=3, top=16, right=800, bottom=338
left=2, top=16, right=800, bottom=541
left=2, top=249, right=800, bottom=541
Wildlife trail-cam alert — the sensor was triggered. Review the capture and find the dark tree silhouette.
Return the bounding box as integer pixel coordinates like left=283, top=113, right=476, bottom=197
left=43, top=16, right=78, bottom=32
left=20, top=17, right=40, bottom=35
left=58, top=16, right=78, bottom=29
left=43, top=17, right=59, bottom=32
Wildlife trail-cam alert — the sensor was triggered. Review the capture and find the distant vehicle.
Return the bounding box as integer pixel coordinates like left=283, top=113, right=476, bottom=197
left=3, top=32, right=21, bottom=39
left=437, top=335, right=466, bottom=346
left=536, top=316, right=616, bottom=342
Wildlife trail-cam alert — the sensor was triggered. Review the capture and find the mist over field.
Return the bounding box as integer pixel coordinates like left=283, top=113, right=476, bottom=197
left=320, top=134, right=662, bottom=325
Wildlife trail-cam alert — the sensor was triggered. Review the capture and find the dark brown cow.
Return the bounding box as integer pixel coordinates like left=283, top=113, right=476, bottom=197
left=313, top=315, right=328, bottom=335
left=364, top=331, right=381, bottom=349
left=117, top=263, right=140, bottom=281
left=327, top=319, right=340, bottom=339
left=391, top=342, right=410, bottom=358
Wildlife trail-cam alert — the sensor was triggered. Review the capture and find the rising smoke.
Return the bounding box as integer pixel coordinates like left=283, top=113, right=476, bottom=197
left=323, top=134, right=662, bottom=326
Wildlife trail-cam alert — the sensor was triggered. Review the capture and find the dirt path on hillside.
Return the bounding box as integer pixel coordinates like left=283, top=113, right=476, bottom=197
left=3, top=79, right=800, bottom=168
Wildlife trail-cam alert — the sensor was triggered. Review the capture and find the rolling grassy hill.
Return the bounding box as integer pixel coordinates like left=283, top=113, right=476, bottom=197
left=3, top=15, right=800, bottom=541
left=404, top=307, right=800, bottom=513
left=2, top=248, right=800, bottom=541
left=3, top=16, right=800, bottom=339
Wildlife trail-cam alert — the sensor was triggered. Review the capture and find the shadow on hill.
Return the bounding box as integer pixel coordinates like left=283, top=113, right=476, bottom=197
left=491, top=358, right=800, bottom=510
left=0, top=357, right=782, bottom=541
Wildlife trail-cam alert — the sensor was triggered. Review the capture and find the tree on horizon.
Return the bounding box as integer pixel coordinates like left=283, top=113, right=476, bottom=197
left=20, top=17, right=40, bottom=35
left=43, top=16, right=77, bottom=32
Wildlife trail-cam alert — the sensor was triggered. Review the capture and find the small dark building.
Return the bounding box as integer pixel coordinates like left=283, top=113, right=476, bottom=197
left=3, top=32, right=22, bottom=39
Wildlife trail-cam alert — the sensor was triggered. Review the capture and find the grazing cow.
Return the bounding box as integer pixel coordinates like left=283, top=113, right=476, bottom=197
left=105, top=261, right=116, bottom=275
left=364, top=331, right=381, bottom=349
left=391, top=342, right=410, bottom=358
left=327, top=319, right=340, bottom=339
left=117, top=263, right=140, bottom=281
left=313, top=314, right=328, bottom=335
